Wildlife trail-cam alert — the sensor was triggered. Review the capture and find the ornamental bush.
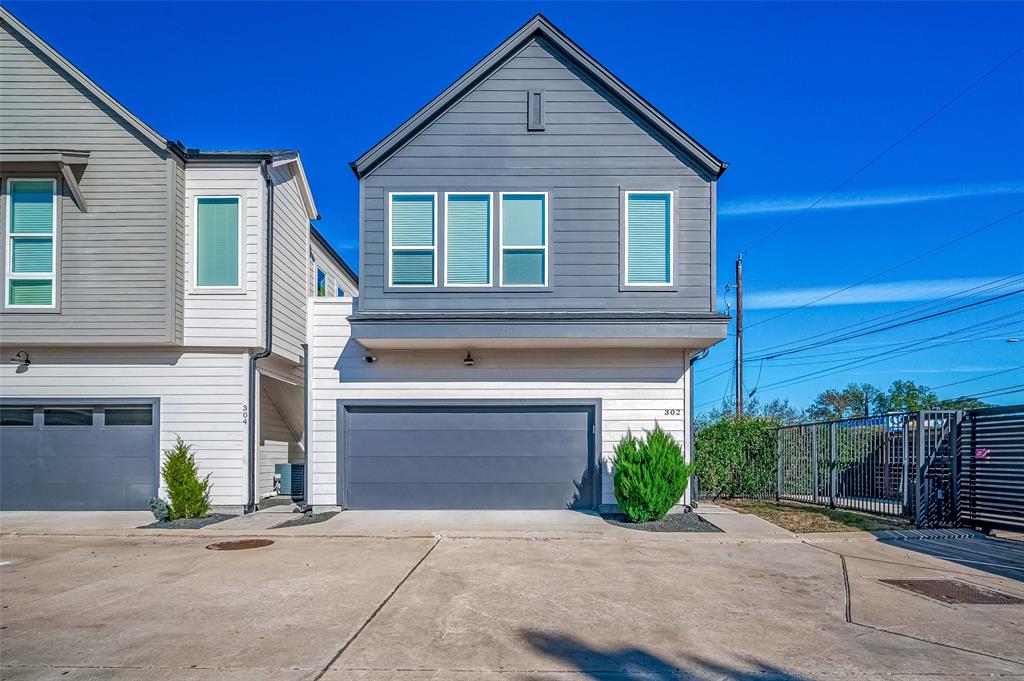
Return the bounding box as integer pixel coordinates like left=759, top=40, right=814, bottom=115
left=694, top=416, right=779, bottom=499
left=161, top=436, right=212, bottom=520
left=613, top=425, right=692, bottom=522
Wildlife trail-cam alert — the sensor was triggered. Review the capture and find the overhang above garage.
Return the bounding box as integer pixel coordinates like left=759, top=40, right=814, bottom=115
left=349, top=312, right=730, bottom=350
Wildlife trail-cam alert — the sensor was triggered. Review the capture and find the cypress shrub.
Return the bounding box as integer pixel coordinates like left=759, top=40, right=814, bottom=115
left=613, top=425, right=693, bottom=522
left=161, top=436, right=212, bottom=520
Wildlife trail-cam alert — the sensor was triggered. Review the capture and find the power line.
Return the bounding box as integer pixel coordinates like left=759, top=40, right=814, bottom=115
left=930, top=366, right=1024, bottom=392
left=753, top=288, right=1024, bottom=361
left=746, top=208, right=1024, bottom=330
left=962, top=383, right=1024, bottom=400
left=741, top=42, right=1024, bottom=255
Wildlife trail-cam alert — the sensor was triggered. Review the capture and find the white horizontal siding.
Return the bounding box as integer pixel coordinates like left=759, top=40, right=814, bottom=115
left=269, top=164, right=308, bottom=363
left=0, top=347, right=249, bottom=506
left=257, top=379, right=301, bottom=498
left=306, top=299, right=691, bottom=507
left=183, top=165, right=263, bottom=348
left=309, top=237, right=357, bottom=298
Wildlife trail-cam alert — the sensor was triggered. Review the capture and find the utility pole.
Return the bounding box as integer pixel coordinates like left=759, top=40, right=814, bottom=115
left=735, top=254, right=744, bottom=418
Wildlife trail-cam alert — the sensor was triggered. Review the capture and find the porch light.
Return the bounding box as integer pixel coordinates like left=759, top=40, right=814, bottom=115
left=463, top=352, right=475, bottom=367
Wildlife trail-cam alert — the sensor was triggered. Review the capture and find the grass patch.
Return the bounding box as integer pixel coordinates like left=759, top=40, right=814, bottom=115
left=715, top=499, right=910, bottom=533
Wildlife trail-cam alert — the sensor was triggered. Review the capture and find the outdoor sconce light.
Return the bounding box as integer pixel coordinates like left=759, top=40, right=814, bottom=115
left=8, top=351, right=29, bottom=366
left=363, top=355, right=377, bottom=364
left=463, top=351, right=475, bottom=367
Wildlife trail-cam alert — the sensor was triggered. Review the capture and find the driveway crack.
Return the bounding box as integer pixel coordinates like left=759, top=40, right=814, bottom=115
left=311, top=536, right=441, bottom=681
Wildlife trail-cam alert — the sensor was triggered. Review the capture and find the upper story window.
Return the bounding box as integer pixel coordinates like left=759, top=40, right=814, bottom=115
left=194, top=197, right=241, bottom=288
left=500, top=193, right=547, bottom=287
left=337, top=287, right=344, bottom=297
left=5, top=178, right=57, bottom=308
left=389, top=193, right=436, bottom=287
left=444, top=193, right=491, bottom=286
left=316, top=267, right=326, bottom=296
left=624, top=191, right=673, bottom=287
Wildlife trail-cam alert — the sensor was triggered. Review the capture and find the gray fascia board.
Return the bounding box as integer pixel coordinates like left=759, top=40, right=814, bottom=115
left=0, top=150, right=90, bottom=165
left=350, top=318, right=729, bottom=342
left=310, top=223, right=359, bottom=285
left=350, top=14, right=727, bottom=179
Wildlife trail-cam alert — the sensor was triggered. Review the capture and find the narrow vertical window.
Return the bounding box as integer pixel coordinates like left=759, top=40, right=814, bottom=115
left=625, top=192, right=672, bottom=286
left=527, top=90, right=545, bottom=131
left=337, top=287, right=344, bottom=298
left=500, top=193, right=547, bottom=286
left=445, top=193, right=491, bottom=286
left=195, top=197, right=240, bottom=287
left=316, top=267, right=326, bottom=297
left=389, top=193, right=436, bottom=286
left=5, top=179, right=57, bottom=307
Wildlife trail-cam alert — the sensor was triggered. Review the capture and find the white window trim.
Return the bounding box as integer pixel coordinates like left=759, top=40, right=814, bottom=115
left=192, top=195, right=244, bottom=291
left=315, top=266, right=326, bottom=297
left=4, top=177, right=58, bottom=309
left=498, top=191, right=549, bottom=287
left=624, top=190, right=674, bottom=287
left=388, top=192, right=438, bottom=288
left=443, top=191, right=493, bottom=287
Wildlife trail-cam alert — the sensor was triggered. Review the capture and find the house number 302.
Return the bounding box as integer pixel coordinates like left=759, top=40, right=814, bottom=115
left=242, top=405, right=248, bottom=424
left=664, top=409, right=682, bottom=416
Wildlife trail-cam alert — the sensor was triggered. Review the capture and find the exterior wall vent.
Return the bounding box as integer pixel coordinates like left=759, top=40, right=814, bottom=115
left=527, top=90, right=545, bottom=131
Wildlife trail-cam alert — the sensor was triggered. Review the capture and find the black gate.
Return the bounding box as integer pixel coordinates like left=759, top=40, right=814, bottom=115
left=958, top=405, right=1024, bottom=533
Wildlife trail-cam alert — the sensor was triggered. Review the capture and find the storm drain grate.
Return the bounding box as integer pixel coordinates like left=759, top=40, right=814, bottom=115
left=205, top=539, right=274, bottom=551
left=880, top=579, right=1024, bottom=605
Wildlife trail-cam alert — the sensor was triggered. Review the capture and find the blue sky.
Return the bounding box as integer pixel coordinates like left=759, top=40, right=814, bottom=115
left=9, top=1, right=1023, bottom=410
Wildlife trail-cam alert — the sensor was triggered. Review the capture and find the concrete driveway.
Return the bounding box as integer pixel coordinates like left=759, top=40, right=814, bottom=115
left=1, top=511, right=1022, bottom=681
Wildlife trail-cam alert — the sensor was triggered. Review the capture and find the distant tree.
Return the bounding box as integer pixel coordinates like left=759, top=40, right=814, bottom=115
left=875, top=380, right=939, bottom=413
left=696, top=396, right=802, bottom=432
left=807, top=383, right=883, bottom=420
left=937, top=396, right=992, bottom=410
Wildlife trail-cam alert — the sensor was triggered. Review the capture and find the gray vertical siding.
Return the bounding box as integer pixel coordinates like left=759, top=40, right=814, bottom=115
left=0, top=23, right=174, bottom=342
left=359, top=38, right=714, bottom=313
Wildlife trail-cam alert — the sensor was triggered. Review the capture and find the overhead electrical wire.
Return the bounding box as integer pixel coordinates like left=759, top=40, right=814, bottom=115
left=741, top=42, right=1024, bottom=255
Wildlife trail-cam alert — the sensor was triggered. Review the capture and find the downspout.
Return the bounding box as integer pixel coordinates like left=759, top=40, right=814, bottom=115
left=687, top=348, right=710, bottom=507
left=246, top=159, right=275, bottom=513
left=299, top=341, right=310, bottom=514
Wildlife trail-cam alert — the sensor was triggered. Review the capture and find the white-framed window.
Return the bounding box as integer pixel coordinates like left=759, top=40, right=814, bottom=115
left=499, top=192, right=548, bottom=287
left=444, top=192, right=492, bottom=287
left=624, top=191, right=673, bottom=286
left=388, top=192, right=437, bottom=287
left=316, top=267, right=326, bottom=297
left=194, top=196, right=242, bottom=289
left=5, top=178, right=58, bottom=308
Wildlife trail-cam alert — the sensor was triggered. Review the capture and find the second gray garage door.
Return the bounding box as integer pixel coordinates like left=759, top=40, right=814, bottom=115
left=0, top=401, right=159, bottom=511
left=339, top=404, right=596, bottom=509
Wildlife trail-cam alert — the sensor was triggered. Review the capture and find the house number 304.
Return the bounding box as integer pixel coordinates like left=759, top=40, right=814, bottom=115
left=242, top=405, right=248, bottom=424
left=664, top=409, right=681, bottom=416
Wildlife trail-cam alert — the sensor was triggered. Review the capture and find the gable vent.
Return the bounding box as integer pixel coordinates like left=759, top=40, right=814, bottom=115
left=527, top=90, right=545, bottom=131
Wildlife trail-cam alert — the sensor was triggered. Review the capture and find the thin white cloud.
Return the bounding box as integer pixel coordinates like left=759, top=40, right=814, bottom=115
left=744, top=276, right=1005, bottom=310
left=720, top=180, right=1024, bottom=217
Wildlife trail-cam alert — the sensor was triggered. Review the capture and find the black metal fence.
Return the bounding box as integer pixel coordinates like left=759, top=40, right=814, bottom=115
left=958, top=405, right=1024, bottom=533
left=775, top=411, right=959, bottom=526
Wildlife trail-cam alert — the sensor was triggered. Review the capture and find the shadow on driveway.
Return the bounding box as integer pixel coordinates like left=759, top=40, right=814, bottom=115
left=522, top=631, right=812, bottom=680
left=876, top=534, right=1024, bottom=582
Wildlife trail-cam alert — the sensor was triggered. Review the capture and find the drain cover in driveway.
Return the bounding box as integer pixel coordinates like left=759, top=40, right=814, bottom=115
left=881, top=579, right=1024, bottom=604
left=205, top=539, right=274, bottom=551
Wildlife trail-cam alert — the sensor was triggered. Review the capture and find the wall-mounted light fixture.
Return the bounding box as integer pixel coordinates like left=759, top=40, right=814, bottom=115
left=463, top=351, right=475, bottom=367
left=363, top=355, right=377, bottom=364
left=8, top=351, right=29, bottom=366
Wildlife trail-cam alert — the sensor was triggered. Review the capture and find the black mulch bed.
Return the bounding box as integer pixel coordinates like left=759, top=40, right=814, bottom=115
left=601, top=511, right=723, bottom=533
left=273, top=511, right=340, bottom=529
left=139, top=513, right=235, bottom=530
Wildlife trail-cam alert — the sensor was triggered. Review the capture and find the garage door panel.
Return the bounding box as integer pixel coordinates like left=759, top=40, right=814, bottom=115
left=0, top=403, right=157, bottom=511
left=342, top=404, right=595, bottom=510
left=348, top=454, right=589, bottom=484
left=348, top=482, right=590, bottom=510
left=348, top=427, right=588, bottom=458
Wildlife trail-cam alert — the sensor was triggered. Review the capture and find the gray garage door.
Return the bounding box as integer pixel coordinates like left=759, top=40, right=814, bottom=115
left=340, top=404, right=595, bottom=510
left=0, top=402, right=158, bottom=511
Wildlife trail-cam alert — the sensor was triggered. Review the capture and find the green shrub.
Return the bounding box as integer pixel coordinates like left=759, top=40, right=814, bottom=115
left=148, top=496, right=171, bottom=522
left=613, top=425, right=693, bottom=522
left=161, top=436, right=211, bottom=520
left=695, top=416, right=779, bottom=499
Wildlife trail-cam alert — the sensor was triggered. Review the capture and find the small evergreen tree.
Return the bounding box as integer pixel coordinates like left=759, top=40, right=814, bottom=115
left=613, top=425, right=693, bottom=522
left=161, top=436, right=211, bottom=520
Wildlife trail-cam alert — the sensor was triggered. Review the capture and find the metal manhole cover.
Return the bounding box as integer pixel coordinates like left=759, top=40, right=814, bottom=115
left=880, top=579, right=1024, bottom=605
left=205, top=539, right=274, bottom=551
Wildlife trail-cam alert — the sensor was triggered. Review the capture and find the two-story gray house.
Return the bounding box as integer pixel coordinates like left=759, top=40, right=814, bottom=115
left=304, top=15, right=729, bottom=511
left=0, top=8, right=355, bottom=511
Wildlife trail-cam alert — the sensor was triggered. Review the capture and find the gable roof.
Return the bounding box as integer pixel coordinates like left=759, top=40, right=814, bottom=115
left=0, top=6, right=170, bottom=152
left=350, top=14, right=727, bottom=180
